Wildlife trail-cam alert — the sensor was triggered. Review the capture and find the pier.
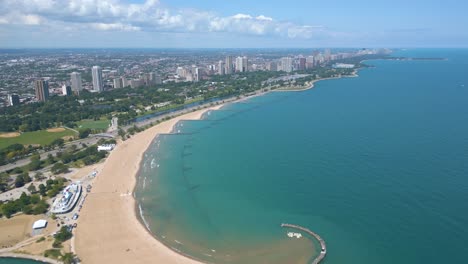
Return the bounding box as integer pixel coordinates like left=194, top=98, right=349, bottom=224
left=281, top=223, right=326, bottom=264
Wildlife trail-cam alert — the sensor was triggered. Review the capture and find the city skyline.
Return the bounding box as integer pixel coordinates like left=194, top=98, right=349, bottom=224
left=0, top=0, right=467, bottom=48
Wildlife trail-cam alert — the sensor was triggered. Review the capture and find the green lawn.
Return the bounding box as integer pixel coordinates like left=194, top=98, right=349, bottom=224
left=77, top=119, right=111, bottom=130
left=0, top=128, right=77, bottom=149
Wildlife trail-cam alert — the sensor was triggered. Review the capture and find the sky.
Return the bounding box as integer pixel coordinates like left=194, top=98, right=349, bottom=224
left=0, top=0, right=467, bottom=48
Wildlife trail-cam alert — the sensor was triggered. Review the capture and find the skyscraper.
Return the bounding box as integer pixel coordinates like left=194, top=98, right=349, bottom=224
left=62, top=85, right=72, bottom=96
left=266, top=61, right=277, bottom=71
left=34, top=80, right=49, bottom=102
left=92, top=66, right=103, bottom=92
left=280, top=57, right=293, bottom=72
left=225, top=56, right=234, bottom=74
left=7, top=94, right=20, bottom=106
left=306, top=56, right=315, bottom=69
left=235, top=56, right=248, bottom=72
left=113, top=78, right=123, bottom=89
left=218, top=60, right=225, bottom=75
left=298, top=57, right=306, bottom=71
left=192, top=67, right=200, bottom=82
left=70, top=72, right=82, bottom=95
left=150, top=72, right=162, bottom=84
left=242, top=56, right=248, bottom=72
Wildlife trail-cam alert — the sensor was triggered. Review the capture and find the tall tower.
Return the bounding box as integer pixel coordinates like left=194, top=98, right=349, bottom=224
left=70, top=72, right=82, bottom=95
left=225, top=56, right=234, bottom=74
left=7, top=94, right=20, bottom=106
left=218, top=60, right=225, bottom=75
left=92, top=66, right=103, bottom=92
left=242, top=56, right=248, bottom=72
left=280, top=57, right=293, bottom=72
left=34, top=80, right=49, bottom=102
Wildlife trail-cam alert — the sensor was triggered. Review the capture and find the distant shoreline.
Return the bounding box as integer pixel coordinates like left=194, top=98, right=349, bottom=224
left=273, top=70, right=359, bottom=92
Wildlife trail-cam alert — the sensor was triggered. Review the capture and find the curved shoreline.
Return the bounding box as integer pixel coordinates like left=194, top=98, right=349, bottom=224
left=75, top=105, right=224, bottom=264
left=133, top=135, right=214, bottom=264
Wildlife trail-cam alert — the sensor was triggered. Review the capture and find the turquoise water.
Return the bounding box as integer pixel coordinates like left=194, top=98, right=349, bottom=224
left=136, top=49, right=468, bottom=263
left=0, top=258, right=44, bottom=264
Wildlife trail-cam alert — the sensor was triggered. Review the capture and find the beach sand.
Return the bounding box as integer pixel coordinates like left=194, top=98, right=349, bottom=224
left=75, top=105, right=224, bottom=264
left=0, top=214, right=40, bottom=248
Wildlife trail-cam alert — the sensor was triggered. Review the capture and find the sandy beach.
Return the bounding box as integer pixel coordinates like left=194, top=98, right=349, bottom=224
left=75, top=105, right=224, bottom=264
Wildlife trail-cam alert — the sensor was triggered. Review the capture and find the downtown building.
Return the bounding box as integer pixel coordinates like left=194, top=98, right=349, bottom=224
left=235, top=56, right=248, bottom=72
left=280, top=57, right=294, bottom=72
left=92, top=66, right=104, bottom=92
left=225, top=56, right=234, bottom=74
left=218, top=60, right=225, bottom=75
left=7, top=94, right=20, bottom=106
left=70, top=72, right=82, bottom=95
left=62, top=84, right=72, bottom=96
left=34, top=80, right=50, bottom=102
left=113, top=78, right=123, bottom=89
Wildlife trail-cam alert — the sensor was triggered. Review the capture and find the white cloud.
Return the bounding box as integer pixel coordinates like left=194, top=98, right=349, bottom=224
left=91, top=22, right=140, bottom=31
left=0, top=13, right=43, bottom=25
left=0, top=0, right=326, bottom=39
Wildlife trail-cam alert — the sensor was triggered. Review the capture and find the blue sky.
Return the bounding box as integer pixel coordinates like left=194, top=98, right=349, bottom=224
left=0, top=0, right=467, bottom=48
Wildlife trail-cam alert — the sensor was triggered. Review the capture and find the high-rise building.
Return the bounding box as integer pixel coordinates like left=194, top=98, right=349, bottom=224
left=176, top=67, right=185, bottom=78
left=122, top=76, right=130, bottom=88
left=113, top=78, right=123, bottom=89
left=242, top=56, right=248, bottom=72
left=218, top=61, right=225, bottom=75
left=225, top=56, right=234, bottom=74
left=266, top=61, right=277, bottom=71
left=130, top=79, right=145, bottom=88
left=62, top=85, right=72, bottom=96
left=306, top=56, right=315, bottom=69
left=150, top=72, right=162, bottom=84
left=192, top=67, right=200, bottom=82
left=280, top=57, right=293, bottom=72
left=235, top=56, right=248, bottom=72
left=324, top=49, right=332, bottom=61
left=92, top=66, right=104, bottom=92
left=7, top=94, right=20, bottom=106
left=70, top=72, right=82, bottom=95
left=34, top=80, right=49, bottom=102
left=298, top=57, right=306, bottom=71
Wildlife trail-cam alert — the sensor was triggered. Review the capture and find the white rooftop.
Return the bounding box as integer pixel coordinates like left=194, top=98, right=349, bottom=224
left=32, top=219, right=48, bottom=229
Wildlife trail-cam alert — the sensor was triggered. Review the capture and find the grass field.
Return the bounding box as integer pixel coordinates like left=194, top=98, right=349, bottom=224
left=77, top=119, right=111, bottom=130
left=0, top=128, right=77, bottom=149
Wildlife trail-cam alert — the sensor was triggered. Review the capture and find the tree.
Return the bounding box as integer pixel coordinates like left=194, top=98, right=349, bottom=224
left=118, top=128, right=126, bottom=140
left=50, top=138, right=65, bottom=148
left=38, top=184, right=47, bottom=196
left=78, top=128, right=91, bottom=139
left=34, top=172, right=46, bottom=181
left=28, top=159, right=42, bottom=171
left=27, top=183, right=37, bottom=194
left=47, top=153, right=56, bottom=165
left=15, top=174, right=25, bottom=188
left=62, top=253, right=76, bottom=264
left=22, top=172, right=32, bottom=183
left=51, top=162, right=69, bottom=175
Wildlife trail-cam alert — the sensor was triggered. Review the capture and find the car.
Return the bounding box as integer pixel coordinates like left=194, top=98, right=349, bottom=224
left=72, top=213, right=79, bottom=220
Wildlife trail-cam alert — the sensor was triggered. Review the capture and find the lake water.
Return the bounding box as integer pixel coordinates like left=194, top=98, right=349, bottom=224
left=136, top=49, right=468, bottom=263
